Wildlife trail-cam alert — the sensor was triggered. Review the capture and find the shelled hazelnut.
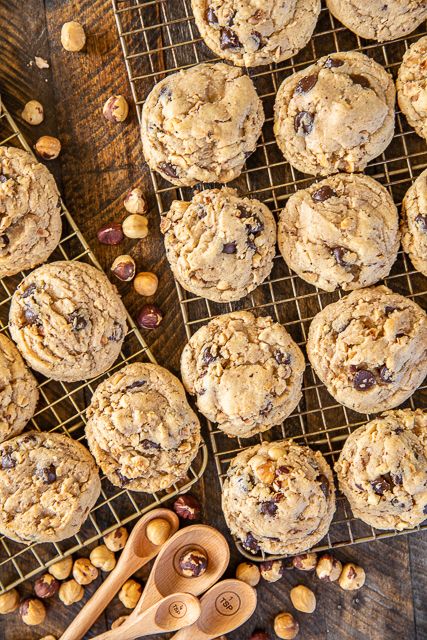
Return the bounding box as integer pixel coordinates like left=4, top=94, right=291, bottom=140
left=0, top=588, right=20, bottom=614
left=58, top=579, right=84, bottom=606
left=111, top=615, right=128, bottom=629
left=122, top=214, right=148, bottom=239
left=111, top=255, right=136, bottom=282
left=338, top=563, right=366, bottom=591
left=137, top=304, right=163, bottom=330
left=179, top=548, right=208, bottom=578
left=274, top=612, right=299, bottom=640
left=90, top=545, right=116, bottom=572
left=118, top=579, right=142, bottom=609
left=292, top=553, right=317, bottom=572
left=21, top=100, right=44, bottom=125
left=34, top=573, right=60, bottom=598
left=173, top=495, right=201, bottom=520
left=103, top=95, right=129, bottom=123
left=260, top=560, right=284, bottom=583
left=104, top=527, right=129, bottom=552
left=290, top=585, right=316, bottom=613
left=133, top=272, right=158, bottom=297
left=146, top=518, right=171, bottom=546
left=315, top=554, right=342, bottom=582
left=61, top=21, right=86, bottom=52
left=19, top=598, right=46, bottom=626
left=72, top=558, right=99, bottom=586
left=254, top=461, right=275, bottom=484
left=97, top=222, right=124, bottom=245
left=235, top=562, right=260, bottom=587
left=40, top=636, right=57, bottom=640
left=124, top=188, right=147, bottom=215
left=34, top=136, right=61, bottom=160
left=48, top=556, right=73, bottom=581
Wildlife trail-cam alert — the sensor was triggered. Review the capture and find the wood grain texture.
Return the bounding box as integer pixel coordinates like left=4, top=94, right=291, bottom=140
left=0, top=0, right=426, bottom=639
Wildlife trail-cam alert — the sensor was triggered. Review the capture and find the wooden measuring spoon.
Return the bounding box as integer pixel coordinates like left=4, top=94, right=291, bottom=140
left=92, top=591, right=201, bottom=640
left=60, top=508, right=179, bottom=640
left=171, top=579, right=257, bottom=640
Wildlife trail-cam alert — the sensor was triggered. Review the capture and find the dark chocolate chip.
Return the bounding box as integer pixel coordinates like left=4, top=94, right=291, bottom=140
left=38, top=464, right=57, bottom=484
left=220, top=27, right=241, bottom=50
left=243, top=532, right=260, bottom=553
left=0, top=174, right=7, bottom=183
left=1, top=451, right=15, bottom=469
left=226, top=10, right=236, bottom=26
left=222, top=241, right=237, bottom=254
left=127, top=380, right=146, bottom=390
left=350, top=74, right=370, bottom=89
left=276, top=465, right=290, bottom=475
left=260, top=500, right=278, bottom=517
left=196, top=205, right=207, bottom=219
left=68, top=310, right=87, bottom=332
left=370, top=475, right=391, bottom=495
left=245, top=216, right=264, bottom=236
left=318, top=474, right=329, bottom=498
left=353, top=369, right=376, bottom=391
left=379, top=365, right=393, bottom=383
left=202, top=347, right=217, bottom=365
left=294, top=111, right=314, bottom=135
left=312, top=185, right=337, bottom=202
left=159, top=162, right=178, bottom=179
left=324, top=57, right=344, bottom=68
left=394, top=426, right=404, bottom=435
left=295, top=74, right=318, bottom=95
left=141, top=439, right=161, bottom=450
left=22, top=283, right=36, bottom=299
left=206, top=7, right=218, bottom=25
left=109, top=322, right=124, bottom=342
left=250, top=31, right=263, bottom=50
left=247, top=239, right=257, bottom=251
left=423, top=504, right=427, bottom=515
left=392, top=472, right=403, bottom=485
left=0, top=234, right=9, bottom=248
left=415, top=214, right=427, bottom=232
left=259, top=401, right=273, bottom=417
left=159, top=85, right=172, bottom=100
left=24, top=307, right=40, bottom=326
left=385, top=305, right=397, bottom=315
left=116, top=470, right=130, bottom=486
left=274, top=350, right=291, bottom=365
left=331, top=246, right=349, bottom=267
left=237, top=205, right=252, bottom=219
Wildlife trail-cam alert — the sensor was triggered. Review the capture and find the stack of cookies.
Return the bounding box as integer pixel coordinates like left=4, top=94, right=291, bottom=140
left=141, top=1, right=427, bottom=556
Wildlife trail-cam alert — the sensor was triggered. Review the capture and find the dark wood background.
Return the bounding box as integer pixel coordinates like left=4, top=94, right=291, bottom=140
left=0, top=0, right=426, bottom=638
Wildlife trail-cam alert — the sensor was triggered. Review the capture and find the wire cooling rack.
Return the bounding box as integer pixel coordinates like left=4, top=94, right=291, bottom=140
left=0, top=101, right=207, bottom=592
left=112, top=0, right=427, bottom=559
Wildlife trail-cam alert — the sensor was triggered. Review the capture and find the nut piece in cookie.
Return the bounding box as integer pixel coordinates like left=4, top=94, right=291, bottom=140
left=401, top=167, right=427, bottom=278
left=397, top=36, right=427, bottom=142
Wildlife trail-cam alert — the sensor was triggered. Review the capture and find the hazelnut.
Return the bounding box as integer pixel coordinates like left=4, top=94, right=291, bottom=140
left=21, top=100, right=44, bottom=125
left=73, top=558, right=99, bottom=586
left=235, top=562, right=260, bottom=587
left=19, top=598, right=46, bottom=626
left=137, top=304, right=163, bottom=330
left=250, top=633, right=270, bottom=640
left=97, top=222, right=124, bottom=245
left=111, top=615, right=129, bottom=629
left=124, top=188, right=147, bottom=214
left=274, top=612, right=299, bottom=640
left=48, top=556, right=73, bottom=581
left=0, top=588, right=20, bottom=614
left=40, top=636, right=57, bottom=640
left=173, top=494, right=201, bottom=520
left=338, top=563, right=366, bottom=591
left=260, top=560, right=284, bottom=583
left=103, top=526, right=129, bottom=552
left=290, top=585, right=316, bottom=613
left=122, top=214, right=148, bottom=239
left=34, top=135, right=61, bottom=160
left=34, top=573, right=60, bottom=598
left=118, top=579, right=142, bottom=609
left=90, top=545, right=116, bottom=572
left=58, top=579, right=84, bottom=606
left=254, top=461, right=275, bottom=484
left=292, top=553, right=317, bottom=572
left=315, top=554, right=342, bottom=582
left=61, top=21, right=86, bottom=52
left=103, top=95, right=129, bottom=123
left=133, top=272, right=158, bottom=297
left=179, top=548, right=208, bottom=578
left=111, top=255, right=136, bottom=282
left=146, top=518, right=171, bottom=546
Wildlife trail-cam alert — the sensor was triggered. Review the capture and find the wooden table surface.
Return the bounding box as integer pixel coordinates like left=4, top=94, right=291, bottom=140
left=1, top=1, right=426, bottom=639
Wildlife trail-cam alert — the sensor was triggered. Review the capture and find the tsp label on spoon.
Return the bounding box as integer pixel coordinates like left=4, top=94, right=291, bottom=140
left=169, top=601, right=188, bottom=619
left=214, top=591, right=241, bottom=617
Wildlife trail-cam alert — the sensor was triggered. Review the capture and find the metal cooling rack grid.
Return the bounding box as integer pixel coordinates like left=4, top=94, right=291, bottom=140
left=0, top=102, right=207, bottom=591
left=112, top=0, right=427, bottom=559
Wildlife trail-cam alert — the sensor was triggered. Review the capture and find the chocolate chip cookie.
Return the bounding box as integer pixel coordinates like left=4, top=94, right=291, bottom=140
left=307, top=286, right=427, bottom=414
left=336, top=409, right=427, bottom=530
left=180, top=311, right=305, bottom=438
left=9, top=261, right=127, bottom=382
left=401, top=168, right=427, bottom=277
left=274, top=51, right=395, bottom=176
left=326, top=0, right=427, bottom=42
left=191, top=0, right=321, bottom=67
left=0, top=431, right=100, bottom=543
left=141, top=62, right=264, bottom=186
left=397, top=36, right=427, bottom=142
left=0, top=146, right=61, bottom=278
left=222, top=440, right=336, bottom=555
left=161, top=187, right=276, bottom=302
left=278, top=173, right=400, bottom=291
left=85, top=363, right=201, bottom=492
left=0, top=333, right=38, bottom=444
